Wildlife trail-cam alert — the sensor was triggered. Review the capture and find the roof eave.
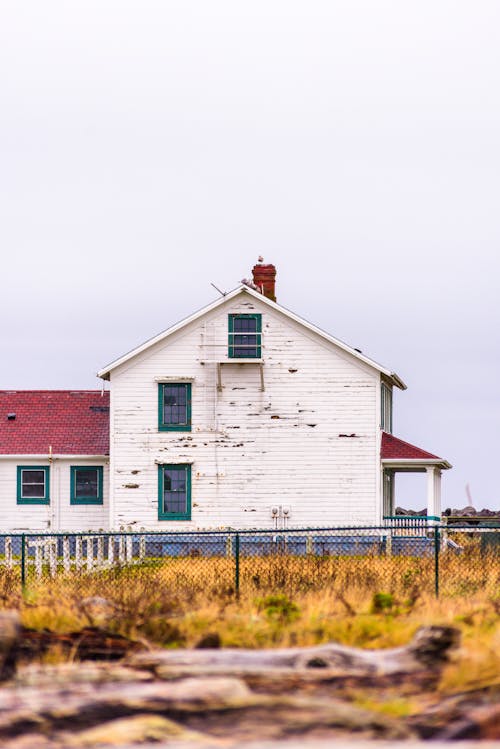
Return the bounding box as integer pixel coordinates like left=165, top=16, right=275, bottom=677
left=381, top=458, right=452, bottom=470
left=389, top=373, right=407, bottom=391
left=0, top=454, right=109, bottom=460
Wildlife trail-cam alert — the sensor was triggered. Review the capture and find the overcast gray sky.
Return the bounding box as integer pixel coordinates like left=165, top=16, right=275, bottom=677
left=1, top=1, right=499, bottom=509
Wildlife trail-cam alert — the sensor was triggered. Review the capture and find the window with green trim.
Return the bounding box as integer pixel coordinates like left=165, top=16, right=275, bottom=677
left=381, top=383, right=393, bottom=433
left=228, top=313, right=262, bottom=358
left=158, top=464, right=191, bottom=520
left=17, top=466, right=50, bottom=505
left=70, top=466, right=103, bottom=505
left=158, top=383, right=191, bottom=431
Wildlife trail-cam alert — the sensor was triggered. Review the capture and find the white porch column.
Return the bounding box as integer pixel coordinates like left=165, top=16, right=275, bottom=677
left=426, top=467, right=442, bottom=519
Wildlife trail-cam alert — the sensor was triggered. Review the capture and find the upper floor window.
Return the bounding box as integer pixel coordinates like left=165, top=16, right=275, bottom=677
left=17, top=466, right=50, bottom=505
left=381, top=383, right=393, bottom=433
left=228, top=314, right=262, bottom=358
left=70, top=466, right=103, bottom=505
left=158, top=383, right=192, bottom=431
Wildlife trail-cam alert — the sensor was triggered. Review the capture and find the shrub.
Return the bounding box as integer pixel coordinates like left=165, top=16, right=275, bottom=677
left=371, top=592, right=395, bottom=614
left=256, top=594, right=301, bottom=623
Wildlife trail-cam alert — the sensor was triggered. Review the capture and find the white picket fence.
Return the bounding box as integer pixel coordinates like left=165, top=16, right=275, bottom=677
left=1, top=531, right=147, bottom=579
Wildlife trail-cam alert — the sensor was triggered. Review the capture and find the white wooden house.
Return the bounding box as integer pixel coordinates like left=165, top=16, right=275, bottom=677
left=0, top=263, right=451, bottom=532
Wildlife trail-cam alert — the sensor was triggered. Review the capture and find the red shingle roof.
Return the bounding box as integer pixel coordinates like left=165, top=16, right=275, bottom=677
left=381, top=431, right=443, bottom=461
left=0, top=391, right=109, bottom=455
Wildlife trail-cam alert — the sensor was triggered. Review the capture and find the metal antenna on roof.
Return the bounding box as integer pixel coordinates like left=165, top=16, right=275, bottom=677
left=210, top=282, right=227, bottom=297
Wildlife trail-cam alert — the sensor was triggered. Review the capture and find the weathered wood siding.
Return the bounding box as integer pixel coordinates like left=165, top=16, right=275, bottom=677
left=110, top=294, right=381, bottom=529
left=0, top=459, right=109, bottom=532
left=57, top=460, right=109, bottom=532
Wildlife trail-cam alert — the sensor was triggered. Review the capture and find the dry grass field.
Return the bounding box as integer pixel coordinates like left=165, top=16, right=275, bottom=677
left=0, top=547, right=498, bottom=700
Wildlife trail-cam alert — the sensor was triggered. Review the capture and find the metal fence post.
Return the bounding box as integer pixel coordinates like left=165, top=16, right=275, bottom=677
left=434, top=525, right=440, bottom=598
left=21, top=534, right=26, bottom=593
left=234, top=533, right=240, bottom=597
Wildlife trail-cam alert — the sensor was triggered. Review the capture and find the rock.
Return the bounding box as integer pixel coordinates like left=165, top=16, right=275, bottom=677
left=0, top=674, right=413, bottom=742
left=409, top=685, right=500, bottom=739
left=468, top=703, right=500, bottom=739
left=195, top=632, right=221, bottom=649
left=19, top=626, right=144, bottom=661
left=62, top=714, right=210, bottom=746
left=0, top=611, right=20, bottom=681
left=78, top=597, right=117, bottom=627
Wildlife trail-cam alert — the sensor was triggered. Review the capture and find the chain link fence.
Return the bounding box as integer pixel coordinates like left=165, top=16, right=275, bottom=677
left=0, top=524, right=498, bottom=599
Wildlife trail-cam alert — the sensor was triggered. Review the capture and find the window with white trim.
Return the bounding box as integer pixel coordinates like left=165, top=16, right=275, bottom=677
left=17, top=466, right=50, bottom=505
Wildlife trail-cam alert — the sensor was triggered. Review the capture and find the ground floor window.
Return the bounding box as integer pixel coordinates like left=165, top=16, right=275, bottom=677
left=158, top=464, right=191, bottom=520
left=70, top=466, right=104, bottom=505
left=17, top=466, right=50, bottom=504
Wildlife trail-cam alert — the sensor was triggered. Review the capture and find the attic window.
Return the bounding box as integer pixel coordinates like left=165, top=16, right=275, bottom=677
left=7, top=413, right=16, bottom=420
left=228, top=314, right=262, bottom=358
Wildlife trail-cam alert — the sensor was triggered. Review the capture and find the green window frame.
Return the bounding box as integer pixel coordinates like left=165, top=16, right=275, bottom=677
left=228, top=313, right=262, bottom=358
left=158, top=383, right=192, bottom=432
left=70, top=466, right=104, bottom=505
left=381, top=383, right=393, bottom=433
left=158, top=464, right=191, bottom=520
left=17, top=466, right=50, bottom=505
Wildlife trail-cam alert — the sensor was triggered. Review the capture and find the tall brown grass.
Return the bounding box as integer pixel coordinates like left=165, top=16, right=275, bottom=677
left=0, top=548, right=498, bottom=693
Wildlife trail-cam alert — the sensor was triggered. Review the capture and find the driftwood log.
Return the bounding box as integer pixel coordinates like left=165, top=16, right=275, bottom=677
left=6, top=611, right=499, bottom=747
left=128, top=625, right=460, bottom=692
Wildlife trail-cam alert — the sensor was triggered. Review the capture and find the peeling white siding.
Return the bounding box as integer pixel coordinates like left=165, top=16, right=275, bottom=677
left=110, top=296, right=381, bottom=530
left=0, top=460, right=51, bottom=532
left=0, top=459, right=109, bottom=533
left=56, top=460, right=109, bottom=532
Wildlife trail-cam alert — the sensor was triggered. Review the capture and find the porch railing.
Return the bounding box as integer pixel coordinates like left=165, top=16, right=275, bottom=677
left=383, top=515, right=440, bottom=535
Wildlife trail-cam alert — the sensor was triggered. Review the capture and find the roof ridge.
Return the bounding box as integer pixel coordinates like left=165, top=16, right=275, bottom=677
left=0, top=389, right=107, bottom=394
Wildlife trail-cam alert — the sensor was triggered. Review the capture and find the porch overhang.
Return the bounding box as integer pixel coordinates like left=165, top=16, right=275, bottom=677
left=381, top=431, right=452, bottom=520
left=382, top=458, right=452, bottom=471
left=380, top=431, right=452, bottom=470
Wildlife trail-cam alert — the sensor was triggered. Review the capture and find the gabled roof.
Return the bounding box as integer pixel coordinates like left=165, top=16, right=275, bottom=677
left=0, top=391, right=109, bottom=455
left=98, top=285, right=406, bottom=388
left=381, top=431, right=451, bottom=469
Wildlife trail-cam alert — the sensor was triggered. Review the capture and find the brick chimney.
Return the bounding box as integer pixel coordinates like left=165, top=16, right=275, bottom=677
left=252, top=262, right=277, bottom=302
